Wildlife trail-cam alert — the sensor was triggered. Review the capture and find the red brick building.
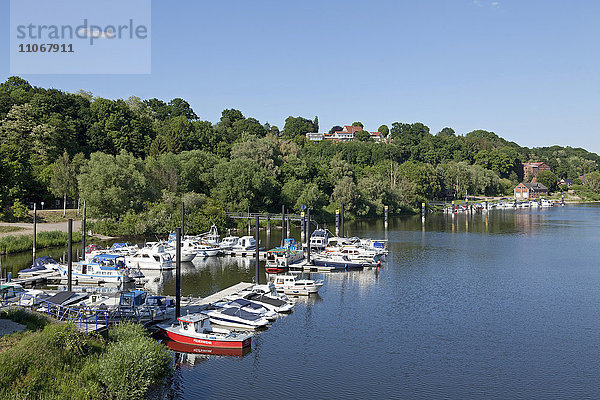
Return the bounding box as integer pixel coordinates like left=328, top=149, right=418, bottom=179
left=522, top=162, right=551, bottom=182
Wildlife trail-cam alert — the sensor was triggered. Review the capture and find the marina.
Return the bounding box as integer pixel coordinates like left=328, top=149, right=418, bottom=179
left=2, top=205, right=600, bottom=399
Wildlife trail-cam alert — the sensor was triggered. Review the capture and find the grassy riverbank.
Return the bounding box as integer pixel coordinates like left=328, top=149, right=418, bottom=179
left=0, top=231, right=83, bottom=255
left=0, top=309, right=173, bottom=400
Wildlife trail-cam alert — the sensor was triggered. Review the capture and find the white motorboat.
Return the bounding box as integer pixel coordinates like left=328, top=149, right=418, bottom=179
left=272, top=274, right=324, bottom=296
left=232, top=236, right=257, bottom=251
left=198, top=224, right=221, bottom=246
left=57, top=254, right=144, bottom=284
left=201, top=306, right=269, bottom=330
left=228, top=286, right=295, bottom=313
left=125, top=244, right=174, bottom=270
left=333, top=245, right=382, bottom=265
left=164, top=241, right=197, bottom=262
left=541, top=198, right=554, bottom=207
left=18, top=256, right=61, bottom=278
left=219, top=236, right=238, bottom=251
left=309, top=229, right=329, bottom=250
left=212, top=298, right=277, bottom=320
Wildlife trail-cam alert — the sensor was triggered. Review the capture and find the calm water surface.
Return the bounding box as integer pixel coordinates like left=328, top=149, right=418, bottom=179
left=4, top=205, right=600, bottom=399
left=168, top=205, right=600, bottom=400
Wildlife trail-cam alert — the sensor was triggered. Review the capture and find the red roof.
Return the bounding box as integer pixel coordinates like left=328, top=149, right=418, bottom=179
left=343, top=125, right=363, bottom=134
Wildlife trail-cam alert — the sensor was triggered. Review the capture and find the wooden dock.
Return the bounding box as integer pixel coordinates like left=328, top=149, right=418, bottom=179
left=185, top=282, right=253, bottom=308
left=10, top=271, right=61, bottom=286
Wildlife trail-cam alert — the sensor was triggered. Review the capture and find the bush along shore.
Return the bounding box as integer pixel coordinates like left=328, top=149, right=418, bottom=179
left=0, top=309, right=173, bottom=400
left=0, top=231, right=83, bottom=255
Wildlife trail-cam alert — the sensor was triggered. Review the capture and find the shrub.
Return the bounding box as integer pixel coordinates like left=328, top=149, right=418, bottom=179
left=98, top=323, right=173, bottom=400
left=9, top=200, right=30, bottom=222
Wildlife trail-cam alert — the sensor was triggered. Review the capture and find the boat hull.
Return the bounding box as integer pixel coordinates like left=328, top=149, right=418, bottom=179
left=160, top=327, right=251, bottom=349
left=312, top=259, right=364, bottom=270
left=164, top=340, right=251, bottom=357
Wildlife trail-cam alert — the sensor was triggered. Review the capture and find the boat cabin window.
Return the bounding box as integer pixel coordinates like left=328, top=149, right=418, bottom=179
left=153, top=256, right=161, bottom=262
left=143, top=254, right=150, bottom=258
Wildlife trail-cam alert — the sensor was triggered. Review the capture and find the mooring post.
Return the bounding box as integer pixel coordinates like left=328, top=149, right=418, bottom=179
left=301, top=211, right=305, bottom=243
left=286, top=216, right=290, bottom=237
left=81, top=201, right=86, bottom=260
left=33, top=203, right=37, bottom=263
left=421, top=202, right=426, bottom=217
left=335, top=209, right=340, bottom=236
left=68, top=219, right=73, bottom=291
left=340, top=203, right=345, bottom=238
left=247, top=207, right=251, bottom=236
left=255, top=215, right=260, bottom=284
left=281, top=205, right=286, bottom=239
left=181, top=203, right=185, bottom=238
left=306, top=208, right=311, bottom=264
left=266, top=213, right=271, bottom=236
left=384, top=205, right=389, bottom=230
left=176, top=227, right=181, bottom=318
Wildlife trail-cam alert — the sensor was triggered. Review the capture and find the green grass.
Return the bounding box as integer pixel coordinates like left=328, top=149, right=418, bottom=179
left=0, top=321, right=173, bottom=400
left=0, top=231, right=83, bottom=254
left=0, top=226, right=25, bottom=234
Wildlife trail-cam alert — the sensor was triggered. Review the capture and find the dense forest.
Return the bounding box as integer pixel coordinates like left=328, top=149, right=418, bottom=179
left=1, top=76, right=600, bottom=234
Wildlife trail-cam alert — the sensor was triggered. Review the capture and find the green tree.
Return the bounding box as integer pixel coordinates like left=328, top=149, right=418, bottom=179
left=50, top=151, right=78, bottom=216
left=535, top=170, right=558, bottom=192
left=329, top=125, right=343, bottom=134
left=378, top=125, right=389, bottom=137
left=283, top=116, right=317, bottom=138
left=78, top=151, right=151, bottom=218
left=295, top=183, right=327, bottom=212
left=332, top=176, right=363, bottom=214
left=584, top=171, right=600, bottom=192
left=356, top=130, right=371, bottom=142
left=352, top=121, right=364, bottom=128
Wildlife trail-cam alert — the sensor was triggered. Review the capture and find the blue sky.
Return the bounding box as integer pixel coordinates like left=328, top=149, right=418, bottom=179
left=2, top=0, right=600, bottom=153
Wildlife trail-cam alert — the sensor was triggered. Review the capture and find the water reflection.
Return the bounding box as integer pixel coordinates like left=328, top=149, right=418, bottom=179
left=164, top=340, right=252, bottom=365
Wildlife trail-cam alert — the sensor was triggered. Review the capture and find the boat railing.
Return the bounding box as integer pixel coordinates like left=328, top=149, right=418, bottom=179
left=3, top=291, right=109, bottom=332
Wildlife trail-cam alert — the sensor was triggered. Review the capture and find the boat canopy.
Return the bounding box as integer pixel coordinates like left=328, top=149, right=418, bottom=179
left=244, top=292, right=286, bottom=307
left=220, top=307, right=262, bottom=321
left=34, top=256, right=57, bottom=266
left=230, top=298, right=262, bottom=310
left=91, top=254, right=124, bottom=262
left=178, top=313, right=209, bottom=323
left=110, top=242, right=131, bottom=250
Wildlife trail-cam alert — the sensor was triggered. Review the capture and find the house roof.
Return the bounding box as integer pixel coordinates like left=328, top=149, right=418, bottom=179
left=520, top=182, right=548, bottom=191
left=523, top=162, right=549, bottom=168
left=342, top=125, right=363, bottom=133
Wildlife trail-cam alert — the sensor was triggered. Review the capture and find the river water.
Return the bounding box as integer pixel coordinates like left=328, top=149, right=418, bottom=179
left=4, top=205, right=600, bottom=399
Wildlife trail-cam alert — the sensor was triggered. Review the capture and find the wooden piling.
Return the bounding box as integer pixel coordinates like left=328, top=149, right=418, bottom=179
left=384, top=205, right=389, bottom=229
left=281, top=205, right=286, bottom=239
left=33, top=203, right=37, bottom=263
left=301, top=212, right=305, bottom=243
left=67, top=219, right=73, bottom=291
left=266, top=213, right=271, bottom=236
left=255, top=215, right=260, bottom=284
left=306, top=209, right=311, bottom=264
left=176, top=227, right=181, bottom=318
left=335, top=209, right=340, bottom=236
left=340, top=204, right=345, bottom=238
left=181, top=203, right=185, bottom=237
left=81, top=201, right=86, bottom=260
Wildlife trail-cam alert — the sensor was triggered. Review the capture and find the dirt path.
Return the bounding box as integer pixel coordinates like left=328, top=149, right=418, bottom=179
left=0, top=220, right=82, bottom=238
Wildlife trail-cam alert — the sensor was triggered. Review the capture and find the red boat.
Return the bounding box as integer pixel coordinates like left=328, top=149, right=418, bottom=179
left=164, top=339, right=251, bottom=357
left=158, top=313, right=252, bottom=349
